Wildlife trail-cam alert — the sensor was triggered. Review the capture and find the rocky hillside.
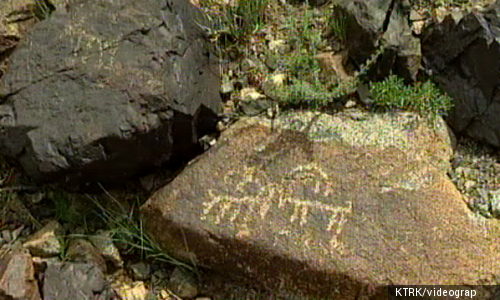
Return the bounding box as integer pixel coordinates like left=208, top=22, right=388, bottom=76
left=2, top=0, right=500, bottom=299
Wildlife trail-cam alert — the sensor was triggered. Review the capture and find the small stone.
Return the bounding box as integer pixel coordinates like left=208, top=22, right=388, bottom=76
left=89, top=230, right=123, bottom=270
left=356, top=82, right=374, bottom=107
left=263, top=73, right=286, bottom=90
left=43, top=261, right=110, bottom=300
left=345, top=100, right=356, bottom=108
left=240, top=87, right=265, bottom=102
left=239, top=88, right=271, bottom=116
left=240, top=99, right=272, bottom=117
left=222, top=100, right=237, bottom=116
left=199, top=134, right=217, bottom=150
left=10, top=226, right=24, bottom=242
left=464, top=180, right=476, bottom=190
left=262, top=74, right=286, bottom=100
left=240, top=58, right=258, bottom=73
left=129, top=261, right=151, bottom=281
left=268, top=39, right=290, bottom=54
left=0, top=249, right=41, bottom=300
left=151, top=269, right=169, bottom=287
left=315, top=51, right=352, bottom=82
left=26, top=191, right=45, bottom=204
left=220, top=80, right=234, bottom=95
left=158, top=289, right=173, bottom=299
left=412, top=20, right=426, bottom=35
left=114, top=281, right=149, bottom=300
left=140, top=173, right=161, bottom=193
left=66, top=238, right=107, bottom=273
left=216, top=121, right=228, bottom=132
left=489, top=189, right=500, bottom=218
left=31, top=256, right=60, bottom=275
left=167, top=267, right=199, bottom=299
left=1, top=230, right=11, bottom=243
left=409, top=9, right=424, bottom=21
left=457, top=166, right=472, bottom=176
left=435, top=7, right=449, bottom=23
left=23, top=220, right=63, bottom=258
left=450, top=7, right=464, bottom=23
left=264, top=54, right=279, bottom=71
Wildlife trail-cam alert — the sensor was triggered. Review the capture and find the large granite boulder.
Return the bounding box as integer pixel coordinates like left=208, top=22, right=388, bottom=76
left=422, top=1, right=500, bottom=147
left=0, top=0, right=221, bottom=187
left=141, top=110, right=500, bottom=299
left=332, top=0, right=421, bottom=81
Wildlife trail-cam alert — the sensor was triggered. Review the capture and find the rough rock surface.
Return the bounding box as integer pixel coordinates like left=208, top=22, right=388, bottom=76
left=0, top=0, right=47, bottom=82
left=0, top=0, right=221, bottom=187
left=422, top=1, right=500, bottom=147
left=141, top=110, right=500, bottom=299
left=333, top=0, right=421, bottom=81
left=23, top=220, right=62, bottom=258
left=113, top=281, right=149, bottom=300
left=0, top=249, right=41, bottom=300
left=66, top=238, right=107, bottom=273
left=89, top=230, right=123, bottom=270
left=42, top=261, right=111, bottom=300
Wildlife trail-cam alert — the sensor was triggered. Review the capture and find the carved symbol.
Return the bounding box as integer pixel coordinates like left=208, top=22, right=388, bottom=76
left=202, top=163, right=353, bottom=253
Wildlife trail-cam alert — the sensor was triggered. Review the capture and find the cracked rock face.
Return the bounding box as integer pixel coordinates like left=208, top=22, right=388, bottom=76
left=0, top=0, right=221, bottom=187
left=333, top=0, right=421, bottom=81
left=0, top=250, right=41, bottom=300
left=422, top=2, right=500, bottom=148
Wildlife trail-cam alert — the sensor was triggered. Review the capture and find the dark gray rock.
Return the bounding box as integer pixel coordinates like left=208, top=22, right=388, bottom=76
left=42, top=261, right=111, bottom=300
left=89, top=230, right=123, bottom=270
left=0, top=0, right=221, bottom=187
left=421, top=3, right=500, bottom=147
left=66, top=238, right=107, bottom=274
left=333, top=0, right=420, bottom=81
left=239, top=99, right=272, bottom=116
left=128, top=261, right=150, bottom=281
left=167, top=267, right=199, bottom=299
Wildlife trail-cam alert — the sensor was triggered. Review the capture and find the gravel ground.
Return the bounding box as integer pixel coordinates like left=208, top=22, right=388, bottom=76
left=449, top=136, right=500, bottom=219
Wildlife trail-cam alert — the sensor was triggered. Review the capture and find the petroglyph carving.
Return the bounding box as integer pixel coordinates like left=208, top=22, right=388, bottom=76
left=204, top=190, right=274, bottom=224
left=202, top=163, right=353, bottom=253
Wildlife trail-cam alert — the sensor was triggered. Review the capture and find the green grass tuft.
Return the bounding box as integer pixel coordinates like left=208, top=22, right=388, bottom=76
left=88, top=191, right=197, bottom=273
left=327, top=6, right=348, bottom=45
left=236, top=0, right=269, bottom=35
left=370, top=75, right=454, bottom=122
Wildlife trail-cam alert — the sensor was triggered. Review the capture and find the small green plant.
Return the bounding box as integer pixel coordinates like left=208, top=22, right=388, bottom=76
left=235, top=0, right=268, bottom=35
left=285, top=7, right=324, bottom=53
left=201, top=0, right=268, bottom=45
left=47, top=190, right=82, bottom=226
left=32, top=0, right=55, bottom=21
left=370, top=75, right=454, bottom=122
left=283, top=50, right=318, bottom=80
left=0, top=158, right=13, bottom=223
left=88, top=192, right=196, bottom=272
left=327, top=6, right=348, bottom=45
left=281, top=78, right=334, bottom=107
left=410, top=0, right=469, bottom=8
left=275, top=7, right=340, bottom=107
